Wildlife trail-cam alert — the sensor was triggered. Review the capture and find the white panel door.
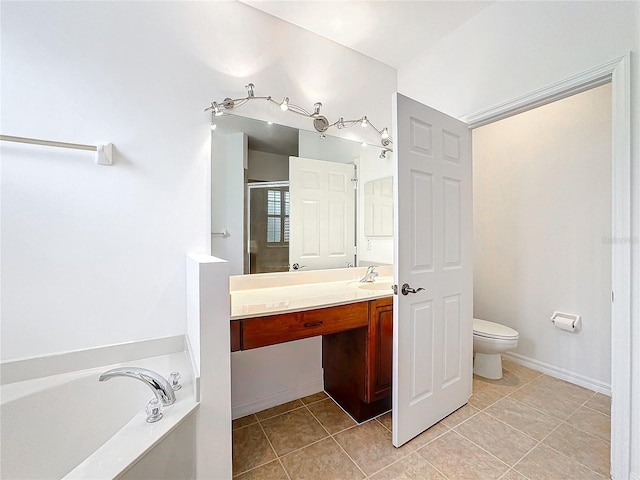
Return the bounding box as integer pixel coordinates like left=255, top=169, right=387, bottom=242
left=392, top=93, right=472, bottom=447
left=289, top=157, right=355, bottom=270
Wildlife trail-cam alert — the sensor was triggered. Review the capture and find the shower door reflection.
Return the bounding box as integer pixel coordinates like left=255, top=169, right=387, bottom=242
left=247, top=182, right=290, bottom=273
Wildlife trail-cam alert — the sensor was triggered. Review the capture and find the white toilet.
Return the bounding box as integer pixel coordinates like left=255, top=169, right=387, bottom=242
left=473, top=318, right=519, bottom=379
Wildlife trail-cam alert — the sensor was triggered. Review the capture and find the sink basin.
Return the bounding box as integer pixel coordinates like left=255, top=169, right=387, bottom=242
left=357, top=282, right=394, bottom=292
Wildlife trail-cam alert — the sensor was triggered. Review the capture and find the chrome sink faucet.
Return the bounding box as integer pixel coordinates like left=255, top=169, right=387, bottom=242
left=99, top=367, right=176, bottom=407
left=359, top=265, right=379, bottom=283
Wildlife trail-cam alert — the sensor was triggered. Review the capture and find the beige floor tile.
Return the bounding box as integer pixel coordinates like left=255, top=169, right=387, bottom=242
left=372, top=410, right=449, bottom=449
left=300, top=391, right=328, bottom=405
left=261, top=408, right=328, bottom=456
left=543, top=423, right=610, bottom=476
left=514, top=444, right=605, bottom=480
left=440, top=403, right=480, bottom=428
left=473, top=369, right=526, bottom=396
left=499, top=469, right=528, bottom=480
left=407, top=422, right=449, bottom=450
left=232, top=423, right=276, bottom=475
left=233, top=460, right=288, bottom=480
left=501, top=358, right=543, bottom=383
left=307, top=398, right=356, bottom=434
left=255, top=399, right=305, bottom=420
left=280, top=437, right=365, bottom=480
left=376, top=411, right=393, bottom=431
left=233, top=414, right=258, bottom=430
left=532, top=375, right=594, bottom=404
left=567, top=405, right=611, bottom=442
left=334, top=419, right=410, bottom=476
left=370, top=452, right=445, bottom=480
left=585, top=392, right=611, bottom=416
left=469, top=383, right=506, bottom=410
left=455, top=412, right=538, bottom=466
left=510, top=382, right=582, bottom=420
left=485, top=397, right=561, bottom=441
left=417, top=430, right=509, bottom=479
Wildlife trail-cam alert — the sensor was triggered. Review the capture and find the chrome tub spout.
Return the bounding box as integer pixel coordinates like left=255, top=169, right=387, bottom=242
left=99, top=367, right=176, bottom=406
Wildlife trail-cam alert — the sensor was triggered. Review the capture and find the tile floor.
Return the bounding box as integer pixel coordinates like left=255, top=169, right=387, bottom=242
left=232, top=358, right=611, bottom=479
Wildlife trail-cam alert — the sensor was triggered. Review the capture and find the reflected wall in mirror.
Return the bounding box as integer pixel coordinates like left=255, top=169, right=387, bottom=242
left=211, top=115, right=394, bottom=275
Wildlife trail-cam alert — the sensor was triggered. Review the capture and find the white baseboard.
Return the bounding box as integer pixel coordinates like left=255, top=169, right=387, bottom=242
left=503, top=352, right=611, bottom=396
left=232, top=379, right=325, bottom=420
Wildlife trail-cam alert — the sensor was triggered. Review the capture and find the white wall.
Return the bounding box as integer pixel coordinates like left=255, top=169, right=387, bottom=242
left=185, top=254, right=232, bottom=479
left=211, top=132, right=247, bottom=276
left=248, top=150, right=289, bottom=182
left=1, top=1, right=396, bottom=361
left=473, top=84, right=612, bottom=390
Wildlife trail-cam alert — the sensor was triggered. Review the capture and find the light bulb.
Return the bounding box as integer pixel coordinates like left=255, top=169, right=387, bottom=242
left=211, top=123, right=217, bottom=131
left=280, top=97, right=289, bottom=111
left=361, top=116, right=369, bottom=127
left=381, top=128, right=389, bottom=139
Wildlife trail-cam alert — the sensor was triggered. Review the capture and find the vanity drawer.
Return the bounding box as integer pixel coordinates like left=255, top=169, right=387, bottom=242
left=241, top=302, right=369, bottom=350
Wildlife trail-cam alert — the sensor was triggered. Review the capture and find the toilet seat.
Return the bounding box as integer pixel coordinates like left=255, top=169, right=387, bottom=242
left=473, top=318, right=519, bottom=340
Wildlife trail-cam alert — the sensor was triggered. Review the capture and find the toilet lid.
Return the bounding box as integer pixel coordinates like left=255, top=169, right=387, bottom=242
left=473, top=318, right=519, bottom=340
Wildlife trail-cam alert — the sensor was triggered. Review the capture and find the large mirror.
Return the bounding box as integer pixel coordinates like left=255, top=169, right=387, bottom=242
left=211, top=115, right=394, bottom=275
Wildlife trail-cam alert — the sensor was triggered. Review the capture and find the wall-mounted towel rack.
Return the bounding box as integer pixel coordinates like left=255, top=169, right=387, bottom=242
left=0, top=135, right=113, bottom=166
left=211, top=229, right=230, bottom=238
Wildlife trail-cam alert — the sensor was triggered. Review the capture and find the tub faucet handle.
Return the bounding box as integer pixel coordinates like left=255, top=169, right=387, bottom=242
left=169, top=371, right=182, bottom=391
left=145, top=398, right=163, bottom=423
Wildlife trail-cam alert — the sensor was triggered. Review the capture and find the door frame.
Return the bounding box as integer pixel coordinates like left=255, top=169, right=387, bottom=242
left=461, top=54, right=632, bottom=479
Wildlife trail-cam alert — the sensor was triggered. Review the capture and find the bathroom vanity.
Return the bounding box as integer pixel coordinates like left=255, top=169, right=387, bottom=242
left=229, top=268, right=394, bottom=422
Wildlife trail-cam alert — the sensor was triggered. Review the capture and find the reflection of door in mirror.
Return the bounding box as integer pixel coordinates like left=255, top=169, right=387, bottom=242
left=364, top=177, right=393, bottom=236
left=248, top=182, right=290, bottom=273
left=289, top=157, right=356, bottom=271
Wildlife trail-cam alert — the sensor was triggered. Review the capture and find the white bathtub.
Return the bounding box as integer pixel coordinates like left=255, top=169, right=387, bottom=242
left=1, top=337, right=198, bottom=480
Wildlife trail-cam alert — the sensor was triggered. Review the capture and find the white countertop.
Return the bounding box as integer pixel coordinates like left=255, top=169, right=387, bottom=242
left=230, top=268, right=394, bottom=320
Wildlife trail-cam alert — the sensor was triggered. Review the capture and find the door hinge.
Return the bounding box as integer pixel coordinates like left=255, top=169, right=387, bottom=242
left=392, top=284, right=398, bottom=295
left=612, top=291, right=615, bottom=303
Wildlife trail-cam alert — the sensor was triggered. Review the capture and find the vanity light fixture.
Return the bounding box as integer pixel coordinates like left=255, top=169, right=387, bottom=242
left=210, top=112, right=217, bottom=130
left=204, top=83, right=393, bottom=148
left=212, top=102, right=224, bottom=116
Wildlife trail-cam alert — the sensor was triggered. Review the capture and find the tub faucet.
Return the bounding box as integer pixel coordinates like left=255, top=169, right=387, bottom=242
left=359, top=265, right=379, bottom=283
left=99, top=367, right=176, bottom=406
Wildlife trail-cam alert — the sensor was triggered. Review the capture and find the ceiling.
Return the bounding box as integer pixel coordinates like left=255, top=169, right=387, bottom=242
left=241, top=1, right=494, bottom=69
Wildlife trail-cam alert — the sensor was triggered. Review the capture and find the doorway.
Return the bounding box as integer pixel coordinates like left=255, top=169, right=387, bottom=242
left=462, top=55, right=631, bottom=478
left=472, top=82, right=612, bottom=392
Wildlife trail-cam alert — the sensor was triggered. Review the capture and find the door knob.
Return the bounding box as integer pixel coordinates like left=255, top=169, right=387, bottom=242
left=401, top=283, right=425, bottom=295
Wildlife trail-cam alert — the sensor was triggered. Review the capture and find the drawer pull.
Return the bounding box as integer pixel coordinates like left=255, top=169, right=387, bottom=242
left=304, top=321, right=323, bottom=328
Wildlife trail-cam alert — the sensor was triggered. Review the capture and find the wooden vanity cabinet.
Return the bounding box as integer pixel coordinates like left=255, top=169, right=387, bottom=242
left=323, top=296, right=393, bottom=422
left=365, top=298, right=394, bottom=403
left=230, top=321, right=241, bottom=352
left=230, top=296, right=394, bottom=423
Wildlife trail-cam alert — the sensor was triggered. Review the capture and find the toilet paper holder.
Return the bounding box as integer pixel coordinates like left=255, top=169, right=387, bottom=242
left=551, top=311, right=581, bottom=332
